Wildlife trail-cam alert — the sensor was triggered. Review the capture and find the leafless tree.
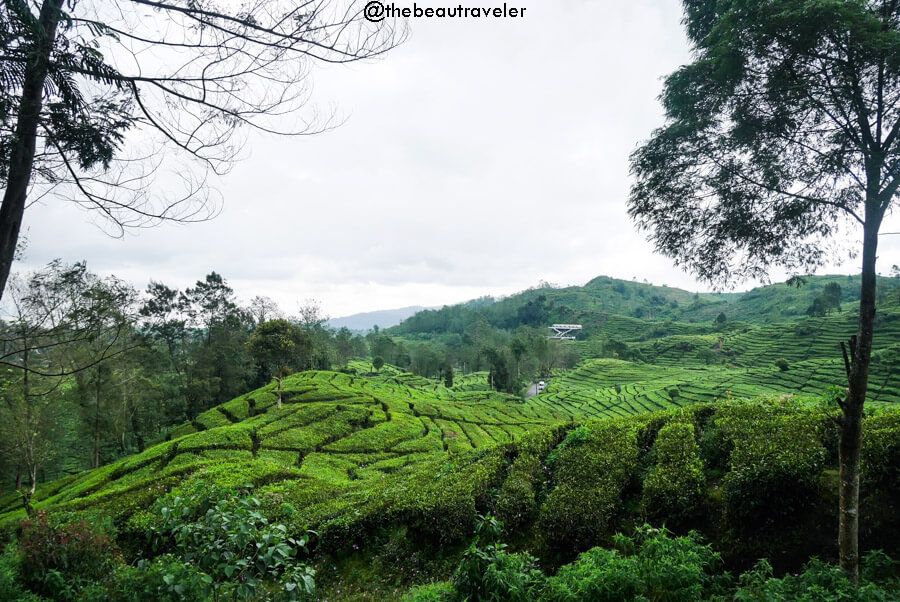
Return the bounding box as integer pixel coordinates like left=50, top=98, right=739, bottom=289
left=0, top=0, right=405, bottom=298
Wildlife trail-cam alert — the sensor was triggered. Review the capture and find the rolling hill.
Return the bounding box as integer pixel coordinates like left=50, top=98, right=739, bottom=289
left=1, top=274, right=898, bottom=600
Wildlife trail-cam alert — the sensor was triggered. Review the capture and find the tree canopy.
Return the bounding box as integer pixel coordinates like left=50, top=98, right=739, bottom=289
left=629, top=0, right=900, bottom=581
left=630, top=0, right=898, bottom=282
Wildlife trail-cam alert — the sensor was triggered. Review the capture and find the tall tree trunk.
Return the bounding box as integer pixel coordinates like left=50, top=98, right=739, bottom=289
left=839, top=197, right=884, bottom=583
left=276, top=375, right=283, bottom=409
left=0, top=0, right=66, bottom=300
left=93, top=368, right=102, bottom=469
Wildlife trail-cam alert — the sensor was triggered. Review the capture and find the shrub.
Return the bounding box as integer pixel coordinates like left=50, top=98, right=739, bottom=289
left=366, top=451, right=508, bottom=547
left=541, top=525, right=725, bottom=602
left=642, top=421, right=705, bottom=522
left=452, top=516, right=544, bottom=602
left=860, top=411, right=900, bottom=549
left=148, top=481, right=315, bottom=600
left=861, top=410, right=900, bottom=495
left=774, top=358, right=790, bottom=371
left=719, top=410, right=826, bottom=529
left=540, top=421, right=638, bottom=551
left=733, top=553, right=898, bottom=601
left=111, top=554, right=213, bottom=601
left=496, top=429, right=561, bottom=529
left=453, top=544, right=543, bottom=602
left=496, top=454, right=545, bottom=529
left=18, top=510, right=122, bottom=600
left=545, top=424, right=592, bottom=466
left=0, top=542, right=42, bottom=602
left=402, top=581, right=456, bottom=601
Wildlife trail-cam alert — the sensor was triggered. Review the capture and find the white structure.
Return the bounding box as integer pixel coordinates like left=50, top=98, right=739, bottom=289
left=549, top=324, right=582, bottom=340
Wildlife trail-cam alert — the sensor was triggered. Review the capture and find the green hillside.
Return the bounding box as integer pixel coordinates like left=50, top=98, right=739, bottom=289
left=391, top=274, right=900, bottom=336
left=0, top=370, right=896, bottom=599
left=1, top=275, right=898, bottom=600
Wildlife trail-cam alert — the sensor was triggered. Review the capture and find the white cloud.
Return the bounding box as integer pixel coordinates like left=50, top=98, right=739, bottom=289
left=18, top=0, right=900, bottom=317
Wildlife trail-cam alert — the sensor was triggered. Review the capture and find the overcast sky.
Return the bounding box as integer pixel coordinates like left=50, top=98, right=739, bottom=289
left=17, top=0, right=900, bottom=318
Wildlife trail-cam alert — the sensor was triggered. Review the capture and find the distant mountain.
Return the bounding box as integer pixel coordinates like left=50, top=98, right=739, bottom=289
left=327, top=306, right=428, bottom=332
left=389, top=274, right=897, bottom=336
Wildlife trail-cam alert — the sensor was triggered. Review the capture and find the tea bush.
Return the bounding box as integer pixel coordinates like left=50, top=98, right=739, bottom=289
left=861, top=410, right=900, bottom=495
left=642, top=421, right=705, bottom=523
left=716, top=404, right=826, bottom=527
left=540, top=421, right=638, bottom=551
left=860, top=410, right=900, bottom=550
left=496, top=428, right=562, bottom=529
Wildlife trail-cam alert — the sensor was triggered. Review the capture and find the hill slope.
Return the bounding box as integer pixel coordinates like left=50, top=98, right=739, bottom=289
left=390, top=274, right=899, bottom=336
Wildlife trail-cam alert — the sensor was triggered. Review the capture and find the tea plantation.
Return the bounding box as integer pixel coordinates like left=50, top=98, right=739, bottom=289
left=1, top=299, right=898, bottom=600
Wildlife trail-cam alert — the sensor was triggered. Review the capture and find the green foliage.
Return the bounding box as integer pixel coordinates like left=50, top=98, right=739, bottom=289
left=495, top=428, right=563, bottom=529
left=443, top=364, right=454, bottom=388
left=149, top=481, right=315, bottom=600
left=733, top=553, right=898, bottom=601
left=452, top=515, right=544, bottom=602
left=540, top=421, right=638, bottom=550
left=545, top=424, right=592, bottom=466
left=541, top=526, right=725, bottom=602
left=861, top=410, right=900, bottom=494
left=774, top=358, right=790, bottom=372
left=0, top=543, right=43, bottom=601
left=807, top=283, right=843, bottom=317
left=717, top=404, right=826, bottom=528
left=18, top=510, right=121, bottom=600
left=642, top=421, right=704, bottom=522
left=111, top=554, right=213, bottom=601
left=403, top=581, right=456, bottom=601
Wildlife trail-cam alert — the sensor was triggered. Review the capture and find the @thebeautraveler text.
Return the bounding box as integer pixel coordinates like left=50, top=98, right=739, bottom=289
left=364, top=2, right=527, bottom=22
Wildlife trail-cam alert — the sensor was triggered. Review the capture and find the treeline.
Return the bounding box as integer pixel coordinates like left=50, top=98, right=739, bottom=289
left=392, top=292, right=581, bottom=335
left=0, top=261, right=370, bottom=497
left=0, top=263, right=586, bottom=497
left=370, top=319, right=580, bottom=393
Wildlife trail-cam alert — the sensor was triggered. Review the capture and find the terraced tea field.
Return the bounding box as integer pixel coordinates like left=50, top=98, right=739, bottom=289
left=2, top=301, right=898, bottom=537
left=0, top=369, right=571, bottom=523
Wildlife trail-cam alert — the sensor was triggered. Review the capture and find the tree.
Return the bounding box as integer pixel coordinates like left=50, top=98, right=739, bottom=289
left=0, top=261, right=136, bottom=506
left=628, top=0, right=900, bottom=580
left=442, top=363, right=454, bottom=388
left=333, top=326, right=355, bottom=368
left=247, top=319, right=304, bottom=409
left=293, top=299, right=330, bottom=370
left=0, top=1, right=404, bottom=300
left=248, top=296, right=284, bottom=327
left=893, top=265, right=900, bottom=302
left=509, top=336, right=528, bottom=380
left=484, top=347, right=514, bottom=394
left=823, top=282, right=843, bottom=313
left=66, top=273, right=138, bottom=469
